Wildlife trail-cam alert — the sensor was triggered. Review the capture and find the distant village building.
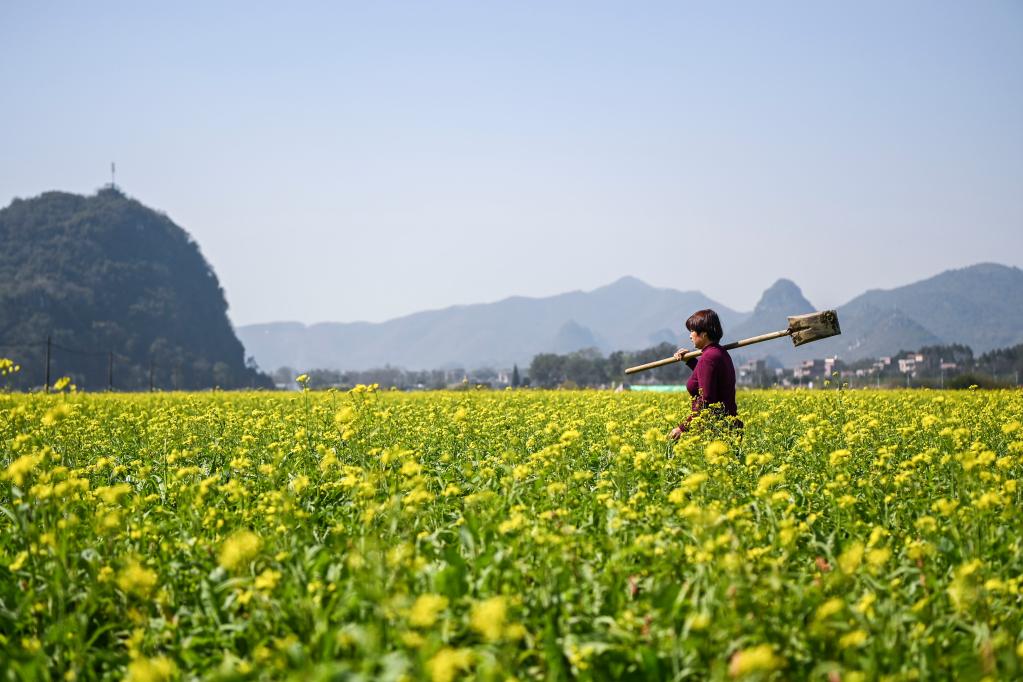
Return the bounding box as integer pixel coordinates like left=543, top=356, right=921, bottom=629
left=854, top=356, right=893, bottom=378
left=737, top=359, right=772, bottom=387
left=740, top=359, right=766, bottom=374
left=898, top=353, right=925, bottom=375
left=789, top=357, right=843, bottom=387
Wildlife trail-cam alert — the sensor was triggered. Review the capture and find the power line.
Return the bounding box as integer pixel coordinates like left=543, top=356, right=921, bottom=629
left=0, top=341, right=45, bottom=350
left=1, top=336, right=158, bottom=392
left=51, top=342, right=107, bottom=356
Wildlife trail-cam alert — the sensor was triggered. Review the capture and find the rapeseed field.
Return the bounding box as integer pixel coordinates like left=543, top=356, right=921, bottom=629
left=1, top=386, right=1021, bottom=680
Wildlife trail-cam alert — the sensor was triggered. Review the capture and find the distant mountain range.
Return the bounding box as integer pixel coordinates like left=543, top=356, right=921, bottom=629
left=238, top=263, right=1023, bottom=371
left=239, top=277, right=746, bottom=372
left=752, top=263, right=1023, bottom=367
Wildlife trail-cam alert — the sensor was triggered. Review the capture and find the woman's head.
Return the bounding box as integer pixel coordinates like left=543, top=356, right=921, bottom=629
left=686, top=309, right=723, bottom=344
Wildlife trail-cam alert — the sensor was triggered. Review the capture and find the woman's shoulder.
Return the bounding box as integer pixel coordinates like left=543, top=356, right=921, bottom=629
left=702, top=344, right=734, bottom=364
left=703, top=343, right=727, bottom=357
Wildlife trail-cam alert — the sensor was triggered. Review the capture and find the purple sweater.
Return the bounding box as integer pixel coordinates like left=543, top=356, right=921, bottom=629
left=685, top=343, right=738, bottom=416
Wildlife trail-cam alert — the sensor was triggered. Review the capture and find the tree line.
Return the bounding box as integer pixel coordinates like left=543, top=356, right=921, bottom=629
left=527, top=342, right=690, bottom=388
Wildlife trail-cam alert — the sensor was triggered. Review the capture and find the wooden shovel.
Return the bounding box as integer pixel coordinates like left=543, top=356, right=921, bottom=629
left=624, top=310, right=841, bottom=375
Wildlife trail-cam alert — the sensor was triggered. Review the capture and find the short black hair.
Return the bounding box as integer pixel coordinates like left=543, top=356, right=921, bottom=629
left=686, top=309, right=723, bottom=343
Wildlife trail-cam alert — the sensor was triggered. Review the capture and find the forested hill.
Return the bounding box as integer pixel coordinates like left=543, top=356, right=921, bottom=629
left=0, top=188, right=270, bottom=389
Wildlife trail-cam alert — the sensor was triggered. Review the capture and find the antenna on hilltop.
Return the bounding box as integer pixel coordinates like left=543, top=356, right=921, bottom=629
left=110, top=162, right=116, bottom=188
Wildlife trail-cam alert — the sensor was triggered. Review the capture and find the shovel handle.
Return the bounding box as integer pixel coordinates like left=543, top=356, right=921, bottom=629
left=624, top=329, right=792, bottom=375
left=624, top=350, right=701, bottom=375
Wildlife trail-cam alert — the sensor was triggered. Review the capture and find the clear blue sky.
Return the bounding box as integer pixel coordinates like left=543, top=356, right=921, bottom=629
left=2, top=1, right=1021, bottom=325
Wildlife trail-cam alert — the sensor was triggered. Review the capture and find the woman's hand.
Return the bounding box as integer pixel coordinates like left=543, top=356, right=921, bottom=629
left=673, top=348, right=690, bottom=362
left=669, top=426, right=683, bottom=440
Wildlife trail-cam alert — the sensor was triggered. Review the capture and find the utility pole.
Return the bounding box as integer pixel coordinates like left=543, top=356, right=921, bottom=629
left=44, top=336, right=51, bottom=393
left=108, top=351, right=114, bottom=391
left=940, top=357, right=944, bottom=390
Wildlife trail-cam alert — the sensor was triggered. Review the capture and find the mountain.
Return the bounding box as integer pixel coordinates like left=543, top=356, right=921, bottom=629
left=727, top=279, right=816, bottom=342
left=730, top=264, right=1023, bottom=366
left=839, top=264, right=1023, bottom=353
left=241, top=264, right=1023, bottom=372
left=724, top=279, right=817, bottom=367
left=238, top=276, right=748, bottom=371
left=0, top=188, right=271, bottom=389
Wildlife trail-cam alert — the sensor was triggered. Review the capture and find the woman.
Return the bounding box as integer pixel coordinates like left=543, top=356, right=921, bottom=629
left=669, top=309, right=741, bottom=439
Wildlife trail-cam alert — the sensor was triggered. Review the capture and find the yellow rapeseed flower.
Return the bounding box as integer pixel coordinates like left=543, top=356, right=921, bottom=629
left=95, top=483, right=133, bottom=506
left=705, top=441, right=729, bottom=459
left=932, top=499, right=959, bottom=517
left=671, top=471, right=709, bottom=504
left=290, top=474, right=310, bottom=495
left=838, top=542, right=864, bottom=574
left=41, top=404, right=71, bottom=425
left=499, top=512, right=525, bottom=534
left=401, top=631, right=425, bottom=648
left=667, top=487, right=688, bottom=505
left=470, top=596, right=507, bottom=642
left=427, top=647, right=473, bottom=682
left=839, top=630, right=868, bottom=649
left=254, top=569, right=281, bottom=592
left=815, top=598, right=844, bottom=620
left=125, top=655, right=177, bottom=682
left=866, top=547, right=890, bottom=571
left=974, top=491, right=1004, bottom=510
left=829, top=449, right=851, bottom=467
left=335, top=406, right=357, bottom=425
left=947, top=560, right=983, bottom=612
left=9, top=551, right=28, bottom=572
left=854, top=591, right=876, bottom=618
left=117, top=559, right=158, bottom=597
left=687, top=612, right=711, bottom=631
left=3, top=453, right=43, bottom=487
left=547, top=482, right=567, bottom=497
left=728, top=644, right=782, bottom=677
left=755, top=473, right=784, bottom=497
left=218, top=530, right=261, bottom=571
left=409, top=594, right=448, bottom=628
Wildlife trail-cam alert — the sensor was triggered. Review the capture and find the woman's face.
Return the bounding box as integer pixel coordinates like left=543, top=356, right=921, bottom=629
left=689, top=329, right=710, bottom=350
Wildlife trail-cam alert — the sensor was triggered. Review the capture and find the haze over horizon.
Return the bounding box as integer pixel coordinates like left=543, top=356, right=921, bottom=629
left=2, top=1, right=1021, bottom=326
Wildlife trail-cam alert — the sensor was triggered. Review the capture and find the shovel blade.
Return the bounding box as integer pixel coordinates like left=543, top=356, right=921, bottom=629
left=788, top=310, right=841, bottom=347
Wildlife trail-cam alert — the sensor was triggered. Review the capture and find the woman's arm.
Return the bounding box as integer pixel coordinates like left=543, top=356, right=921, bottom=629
left=686, top=365, right=700, bottom=397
